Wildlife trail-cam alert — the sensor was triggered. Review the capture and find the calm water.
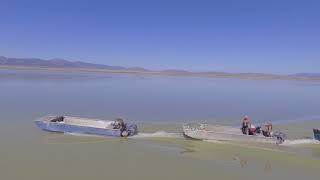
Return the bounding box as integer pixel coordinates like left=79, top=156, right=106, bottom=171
left=0, top=69, right=319, bottom=180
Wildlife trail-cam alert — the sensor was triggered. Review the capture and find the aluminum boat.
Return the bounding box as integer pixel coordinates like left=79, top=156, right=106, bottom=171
left=35, top=115, right=138, bottom=137
left=183, top=123, right=286, bottom=144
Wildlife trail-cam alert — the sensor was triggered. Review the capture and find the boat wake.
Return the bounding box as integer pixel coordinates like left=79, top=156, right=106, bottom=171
left=204, top=137, right=320, bottom=146
left=282, top=138, right=320, bottom=146
left=130, top=131, right=184, bottom=139
left=64, top=131, right=183, bottom=139
left=203, top=139, right=229, bottom=144
left=203, top=139, right=289, bottom=153
left=64, top=132, right=320, bottom=146
left=64, top=132, right=107, bottom=138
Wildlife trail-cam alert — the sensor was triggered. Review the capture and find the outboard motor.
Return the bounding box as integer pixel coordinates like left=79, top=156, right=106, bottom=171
left=255, top=126, right=263, bottom=135
left=314, top=129, right=320, bottom=141
left=272, top=131, right=287, bottom=144
left=121, top=123, right=138, bottom=137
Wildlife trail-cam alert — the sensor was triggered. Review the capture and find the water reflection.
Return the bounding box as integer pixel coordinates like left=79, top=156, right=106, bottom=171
left=311, top=146, right=320, bottom=158
left=177, top=139, right=277, bottom=173
left=232, top=156, right=248, bottom=168
left=264, top=161, right=272, bottom=174
left=0, top=69, right=113, bottom=81
left=40, top=132, right=123, bottom=144
left=2, top=69, right=320, bottom=123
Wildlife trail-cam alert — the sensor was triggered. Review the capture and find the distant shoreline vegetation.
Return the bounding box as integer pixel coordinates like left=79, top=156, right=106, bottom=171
left=1, top=55, right=320, bottom=81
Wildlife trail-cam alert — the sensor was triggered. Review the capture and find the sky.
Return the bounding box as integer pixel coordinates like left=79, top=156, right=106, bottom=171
left=0, top=0, right=319, bottom=74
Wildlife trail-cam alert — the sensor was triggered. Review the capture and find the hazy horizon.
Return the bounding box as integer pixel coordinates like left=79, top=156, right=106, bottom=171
left=1, top=55, right=320, bottom=75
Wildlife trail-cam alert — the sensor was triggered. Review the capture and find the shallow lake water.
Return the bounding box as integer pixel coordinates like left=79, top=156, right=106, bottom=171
left=0, top=69, right=319, bottom=180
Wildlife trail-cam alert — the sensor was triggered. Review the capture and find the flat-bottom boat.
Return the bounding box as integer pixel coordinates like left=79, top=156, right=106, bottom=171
left=183, top=123, right=286, bottom=144
left=35, top=115, right=138, bottom=137
left=314, top=129, right=320, bottom=141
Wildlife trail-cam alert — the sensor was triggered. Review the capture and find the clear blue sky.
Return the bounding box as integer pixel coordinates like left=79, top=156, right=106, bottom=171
left=1, top=0, right=319, bottom=74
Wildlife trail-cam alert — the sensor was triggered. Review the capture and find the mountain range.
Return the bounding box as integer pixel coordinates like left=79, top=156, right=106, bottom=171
left=0, top=56, right=319, bottom=80
left=0, top=56, right=136, bottom=70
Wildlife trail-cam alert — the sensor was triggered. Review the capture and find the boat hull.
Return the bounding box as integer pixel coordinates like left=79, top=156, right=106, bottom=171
left=183, top=123, right=280, bottom=144
left=35, top=117, right=138, bottom=137
left=314, top=129, right=320, bottom=141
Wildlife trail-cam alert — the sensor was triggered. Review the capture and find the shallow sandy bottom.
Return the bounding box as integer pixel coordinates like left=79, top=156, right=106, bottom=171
left=1, top=120, right=319, bottom=180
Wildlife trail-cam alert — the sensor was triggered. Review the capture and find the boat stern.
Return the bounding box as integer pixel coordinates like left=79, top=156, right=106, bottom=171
left=126, top=123, right=138, bottom=136
left=314, top=129, right=320, bottom=141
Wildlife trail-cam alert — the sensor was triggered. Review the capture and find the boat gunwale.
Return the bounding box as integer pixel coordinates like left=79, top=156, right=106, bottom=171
left=183, top=128, right=276, bottom=140
left=35, top=115, right=126, bottom=131
left=183, top=123, right=277, bottom=140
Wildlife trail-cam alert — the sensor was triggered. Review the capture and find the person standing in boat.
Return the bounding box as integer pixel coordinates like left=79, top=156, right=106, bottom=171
left=113, top=118, right=129, bottom=137
left=263, top=123, right=273, bottom=137
left=113, top=118, right=125, bottom=129
left=241, top=115, right=251, bottom=135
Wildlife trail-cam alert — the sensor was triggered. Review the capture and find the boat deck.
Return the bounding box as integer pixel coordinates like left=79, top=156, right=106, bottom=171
left=44, top=116, right=115, bottom=129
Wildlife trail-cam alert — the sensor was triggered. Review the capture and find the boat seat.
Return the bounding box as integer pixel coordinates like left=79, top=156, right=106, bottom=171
left=50, top=116, right=64, bottom=122
left=63, top=116, right=114, bottom=129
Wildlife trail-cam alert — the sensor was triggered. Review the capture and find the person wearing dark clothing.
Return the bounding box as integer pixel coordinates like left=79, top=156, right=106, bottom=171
left=241, top=116, right=251, bottom=135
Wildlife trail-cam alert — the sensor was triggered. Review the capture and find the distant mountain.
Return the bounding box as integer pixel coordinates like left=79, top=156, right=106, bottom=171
left=161, top=69, right=192, bottom=74
left=0, top=56, right=140, bottom=71
left=0, top=56, right=6, bottom=61
left=127, top=67, right=150, bottom=71
left=290, top=73, right=320, bottom=77
left=1, top=55, right=320, bottom=81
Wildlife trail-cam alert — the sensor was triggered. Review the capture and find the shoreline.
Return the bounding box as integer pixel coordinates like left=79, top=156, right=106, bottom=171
left=1, top=65, right=320, bottom=81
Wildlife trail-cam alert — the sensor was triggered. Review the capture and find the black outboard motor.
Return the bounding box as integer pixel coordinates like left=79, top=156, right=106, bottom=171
left=314, top=129, right=320, bottom=141
left=256, top=126, right=262, bottom=134
left=273, top=131, right=287, bottom=144
left=121, top=123, right=138, bottom=137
